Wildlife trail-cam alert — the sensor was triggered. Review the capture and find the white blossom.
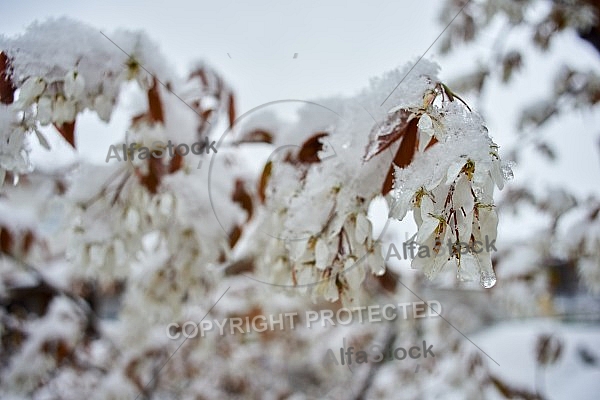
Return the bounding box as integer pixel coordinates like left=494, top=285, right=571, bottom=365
left=63, top=70, right=86, bottom=101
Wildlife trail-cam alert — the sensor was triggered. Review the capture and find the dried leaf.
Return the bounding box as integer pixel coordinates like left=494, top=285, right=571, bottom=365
left=0, top=51, right=15, bottom=105
left=131, top=113, right=146, bottom=126
left=364, top=108, right=414, bottom=161
left=137, top=156, right=165, bottom=194
left=489, top=374, right=543, bottom=400
left=381, top=118, right=419, bottom=195
left=169, top=151, right=184, bottom=173
left=238, top=129, right=273, bottom=144
left=42, top=339, right=70, bottom=363
left=225, top=258, right=254, bottom=276
left=258, top=160, right=272, bottom=203
left=297, top=132, right=328, bottom=163
left=229, top=225, right=242, bottom=248
left=0, top=226, right=13, bottom=254
left=232, top=179, right=253, bottom=221
left=147, top=77, right=164, bottom=123
left=22, top=230, right=34, bottom=255
left=54, top=120, right=76, bottom=149
left=228, top=92, right=236, bottom=127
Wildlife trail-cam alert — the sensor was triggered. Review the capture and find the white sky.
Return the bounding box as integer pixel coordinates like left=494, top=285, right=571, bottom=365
left=2, top=0, right=600, bottom=239
left=1, top=0, right=442, bottom=109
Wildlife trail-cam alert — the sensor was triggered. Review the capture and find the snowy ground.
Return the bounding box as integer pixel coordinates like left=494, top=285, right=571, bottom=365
left=473, top=320, right=600, bottom=400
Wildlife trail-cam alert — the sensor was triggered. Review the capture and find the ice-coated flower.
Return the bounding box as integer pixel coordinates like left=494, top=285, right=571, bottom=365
left=63, top=70, right=86, bottom=101
left=93, top=94, right=113, bottom=122
left=389, top=186, right=414, bottom=220
left=136, top=69, right=153, bottom=90
left=355, top=212, right=371, bottom=244
left=1, top=134, right=27, bottom=171
left=53, top=95, right=77, bottom=125
left=367, top=243, right=386, bottom=276
left=37, top=96, right=53, bottom=125
left=16, top=76, right=46, bottom=108
left=417, top=113, right=435, bottom=152
left=315, top=237, right=332, bottom=270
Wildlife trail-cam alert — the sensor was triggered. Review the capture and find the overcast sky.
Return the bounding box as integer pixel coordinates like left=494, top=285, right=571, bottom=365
left=1, top=0, right=443, bottom=109
left=2, top=0, right=600, bottom=226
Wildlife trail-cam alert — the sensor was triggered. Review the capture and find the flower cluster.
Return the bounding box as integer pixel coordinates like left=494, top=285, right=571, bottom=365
left=388, top=92, right=511, bottom=288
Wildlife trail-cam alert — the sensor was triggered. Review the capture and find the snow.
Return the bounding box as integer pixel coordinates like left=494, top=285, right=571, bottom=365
left=474, top=320, right=600, bottom=400
left=0, top=7, right=598, bottom=399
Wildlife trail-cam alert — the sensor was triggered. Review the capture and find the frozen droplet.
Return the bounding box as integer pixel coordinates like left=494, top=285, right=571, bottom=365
left=473, top=187, right=483, bottom=199
left=480, top=271, right=497, bottom=288
left=501, top=162, right=514, bottom=181
left=342, top=141, right=351, bottom=149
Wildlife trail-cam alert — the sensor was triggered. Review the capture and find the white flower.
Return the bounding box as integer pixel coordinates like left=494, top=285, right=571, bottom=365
left=136, top=70, right=153, bottom=90
left=63, top=70, right=86, bottom=100
left=355, top=212, right=371, bottom=244
left=315, top=238, right=331, bottom=270
left=417, top=113, right=435, bottom=152
left=344, top=257, right=364, bottom=289
left=16, top=77, right=46, bottom=108
left=37, top=96, right=53, bottom=125
left=368, top=244, right=385, bottom=276
left=389, top=188, right=413, bottom=220
left=93, top=94, right=113, bottom=122
left=53, top=95, right=76, bottom=125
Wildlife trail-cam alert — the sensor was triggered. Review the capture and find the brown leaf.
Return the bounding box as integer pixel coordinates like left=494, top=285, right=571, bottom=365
left=131, top=112, right=146, bottom=126
left=489, top=374, right=544, bottom=400
left=0, top=51, right=15, bottom=105
left=0, top=226, right=13, bottom=254
left=363, top=108, right=414, bottom=161
left=147, top=77, right=164, bottom=123
left=381, top=118, right=419, bottom=195
left=232, top=179, right=253, bottom=221
left=258, top=160, right=272, bottom=204
left=0, top=226, right=37, bottom=257
left=229, top=225, right=242, bottom=248
left=297, top=132, right=328, bottom=163
left=169, top=151, right=184, bottom=173
left=238, top=129, right=273, bottom=144
left=228, top=92, right=236, bottom=127
left=425, top=136, right=438, bottom=150
left=201, top=109, right=213, bottom=121
left=42, top=339, right=70, bottom=364
left=137, top=156, right=165, bottom=194
left=54, top=120, right=76, bottom=149
left=225, top=258, right=254, bottom=276
left=21, top=230, right=34, bottom=255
